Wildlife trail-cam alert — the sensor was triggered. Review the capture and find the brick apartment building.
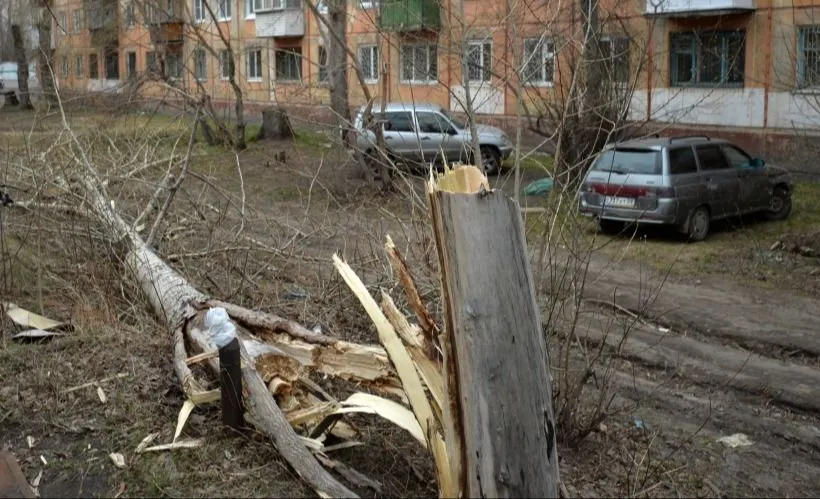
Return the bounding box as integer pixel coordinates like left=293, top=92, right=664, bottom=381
left=47, top=0, right=820, bottom=160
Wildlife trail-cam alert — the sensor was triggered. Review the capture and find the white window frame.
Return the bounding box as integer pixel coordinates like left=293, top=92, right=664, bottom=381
left=400, top=43, right=438, bottom=85
left=217, top=0, right=231, bottom=20
left=73, top=10, right=82, bottom=33
left=255, top=0, right=300, bottom=10
left=465, top=40, right=492, bottom=83
left=75, top=55, right=84, bottom=79
left=358, top=0, right=376, bottom=9
left=245, top=0, right=256, bottom=18
left=246, top=48, right=263, bottom=82
left=61, top=56, right=69, bottom=79
left=359, top=44, right=379, bottom=83
left=522, top=37, right=555, bottom=87
left=194, top=48, right=208, bottom=80
left=193, top=0, right=205, bottom=22
left=600, top=35, right=630, bottom=88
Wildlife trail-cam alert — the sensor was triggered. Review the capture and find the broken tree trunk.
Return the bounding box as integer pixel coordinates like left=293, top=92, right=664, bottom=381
left=427, top=166, right=560, bottom=497
left=77, top=172, right=356, bottom=498
left=256, top=107, right=294, bottom=141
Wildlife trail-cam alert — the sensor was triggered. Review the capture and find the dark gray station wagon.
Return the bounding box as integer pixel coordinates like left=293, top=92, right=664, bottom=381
left=579, top=136, right=793, bottom=241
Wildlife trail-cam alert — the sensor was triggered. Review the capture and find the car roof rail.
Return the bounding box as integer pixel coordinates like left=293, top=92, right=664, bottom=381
left=668, top=135, right=711, bottom=143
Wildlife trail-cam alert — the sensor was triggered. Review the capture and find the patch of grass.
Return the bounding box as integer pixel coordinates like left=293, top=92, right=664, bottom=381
left=507, top=152, right=555, bottom=174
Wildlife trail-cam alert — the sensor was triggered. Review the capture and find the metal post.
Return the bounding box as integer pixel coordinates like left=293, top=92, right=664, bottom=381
left=218, top=336, right=243, bottom=432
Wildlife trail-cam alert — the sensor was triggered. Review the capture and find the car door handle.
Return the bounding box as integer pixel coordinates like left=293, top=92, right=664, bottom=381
left=384, top=136, right=393, bottom=140
left=421, top=137, right=431, bottom=141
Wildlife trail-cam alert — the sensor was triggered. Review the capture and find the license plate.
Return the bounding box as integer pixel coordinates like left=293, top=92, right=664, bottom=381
left=604, top=196, right=635, bottom=208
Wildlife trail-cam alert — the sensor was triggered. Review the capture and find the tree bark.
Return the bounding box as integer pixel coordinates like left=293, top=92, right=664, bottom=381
left=37, top=7, right=57, bottom=104
left=257, top=107, right=295, bottom=140
left=11, top=25, right=33, bottom=110
left=327, top=0, right=351, bottom=146
left=427, top=167, right=560, bottom=497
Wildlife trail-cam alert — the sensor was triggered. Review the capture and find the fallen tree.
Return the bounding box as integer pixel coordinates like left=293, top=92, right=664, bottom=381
left=59, top=99, right=559, bottom=499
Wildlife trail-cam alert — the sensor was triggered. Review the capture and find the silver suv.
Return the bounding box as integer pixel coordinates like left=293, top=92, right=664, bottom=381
left=353, top=102, right=513, bottom=175
left=579, top=136, right=793, bottom=241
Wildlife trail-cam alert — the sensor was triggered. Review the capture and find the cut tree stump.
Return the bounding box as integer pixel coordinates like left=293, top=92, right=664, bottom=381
left=427, top=166, right=560, bottom=498
left=257, top=107, right=294, bottom=141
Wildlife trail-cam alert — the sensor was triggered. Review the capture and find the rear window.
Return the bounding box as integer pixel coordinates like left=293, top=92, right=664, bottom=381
left=592, top=148, right=661, bottom=175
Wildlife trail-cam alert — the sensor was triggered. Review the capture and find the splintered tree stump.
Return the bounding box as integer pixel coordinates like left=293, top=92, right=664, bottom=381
left=257, top=107, right=294, bottom=141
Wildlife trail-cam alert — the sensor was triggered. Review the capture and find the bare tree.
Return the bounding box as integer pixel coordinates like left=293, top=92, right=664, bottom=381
left=37, top=0, right=57, bottom=105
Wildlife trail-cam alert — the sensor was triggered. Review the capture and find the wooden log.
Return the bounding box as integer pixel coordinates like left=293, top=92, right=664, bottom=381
left=427, top=166, right=560, bottom=498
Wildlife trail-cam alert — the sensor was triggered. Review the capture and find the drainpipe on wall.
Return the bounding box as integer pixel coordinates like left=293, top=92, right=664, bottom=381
left=646, top=17, right=654, bottom=125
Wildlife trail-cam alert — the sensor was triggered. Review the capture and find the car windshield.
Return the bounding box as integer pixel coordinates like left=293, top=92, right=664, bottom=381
left=592, top=148, right=661, bottom=175
left=439, top=109, right=466, bottom=129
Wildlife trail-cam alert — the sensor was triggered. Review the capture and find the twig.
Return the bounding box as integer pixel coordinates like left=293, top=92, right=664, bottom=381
left=62, top=373, right=129, bottom=394
left=146, top=105, right=201, bottom=247
left=134, top=169, right=174, bottom=231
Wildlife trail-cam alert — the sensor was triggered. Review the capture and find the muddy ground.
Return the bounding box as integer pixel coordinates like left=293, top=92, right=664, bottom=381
left=1, top=106, right=819, bottom=497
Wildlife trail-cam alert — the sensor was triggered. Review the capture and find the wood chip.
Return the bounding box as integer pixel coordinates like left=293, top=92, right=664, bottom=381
left=96, top=385, right=107, bottom=404
left=137, top=438, right=205, bottom=453
left=108, top=453, right=126, bottom=469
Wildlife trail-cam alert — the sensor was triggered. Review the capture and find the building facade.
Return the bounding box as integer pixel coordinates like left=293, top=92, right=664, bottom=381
left=48, top=0, right=820, bottom=157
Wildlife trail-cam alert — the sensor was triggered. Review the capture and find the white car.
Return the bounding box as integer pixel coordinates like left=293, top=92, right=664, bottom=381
left=0, top=61, right=39, bottom=96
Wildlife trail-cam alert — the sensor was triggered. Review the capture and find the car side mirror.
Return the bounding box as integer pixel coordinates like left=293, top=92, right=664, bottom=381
left=750, top=157, right=765, bottom=168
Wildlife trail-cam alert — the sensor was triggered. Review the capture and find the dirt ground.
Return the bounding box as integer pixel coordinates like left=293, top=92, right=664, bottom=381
left=1, top=106, right=819, bottom=498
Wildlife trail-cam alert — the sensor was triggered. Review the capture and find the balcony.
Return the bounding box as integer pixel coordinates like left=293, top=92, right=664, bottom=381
left=255, top=9, right=305, bottom=37
left=146, top=0, right=185, bottom=44
left=645, top=0, right=755, bottom=16
left=85, top=0, right=118, bottom=47
left=379, top=0, right=440, bottom=32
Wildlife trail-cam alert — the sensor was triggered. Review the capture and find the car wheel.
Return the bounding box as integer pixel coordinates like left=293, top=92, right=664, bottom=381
left=686, top=206, right=710, bottom=242
left=479, top=146, right=501, bottom=176
left=764, top=186, right=791, bottom=221
left=598, top=218, right=624, bottom=235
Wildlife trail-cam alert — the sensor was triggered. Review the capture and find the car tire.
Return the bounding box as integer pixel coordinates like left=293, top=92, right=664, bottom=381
left=686, top=206, right=710, bottom=242
left=479, top=146, right=501, bottom=176
left=598, top=218, right=624, bottom=235
left=764, top=186, right=791, bottom=221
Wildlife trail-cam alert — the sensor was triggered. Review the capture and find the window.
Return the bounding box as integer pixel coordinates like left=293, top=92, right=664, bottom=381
left=75, top=55, right=84, bottom=79
left=384, top=111, right=414, bottom=132
left=401, top=44, right=437, bottom=83
left=193, top=0, right=205, bottom=21
left=670, top=31, right=745, bottom=87
left=416, top=112, right=455, bottom=134
left=318, top=46, right=328, bottom=83
left=247, top=48, right=263, bottom=81
left=522, top=38, right=554, bottom=85
left=146, top=51, right=160, bottom=74
left=593, top=148, right=661, bottom=175
left=167, top=53, right=182, bottom=78
left=668, top=146, right=697, bottom=175
left=601, top=36, right=630, bottom=84
left=89, top=53, right=99, bottom=79
left=798, top=26, right=820, bottom=88
left=73, top=10, right=82, bottom=33
left=254, top=0, right=301, bottom=10
left=317, top=0, right=328, bottom=13
left=126, top=52, right=137, bottom=78
left=218, top=0, right=231, bottom=19
left=125, top=2, right=135, bottom=26
left=695, top=145, right=730, bottom=170
left=359, top=45, right=379, bottom=82
left=104, top=50, right=119, bottom=79
left=276, top=48, right=302, bottom=81
left=245, top=0, right=256, bottom=17
left=219, top=50, right=232, bottom=79
left=465, top=41, right=491, bottom=82
left=61, top=56, right=69, bottom=79
left=722, top=145, right=751, bottom=168
left=58, top=12, right=67, bottom=35
left=194, top=49, right=207, bottom=80
left=358, top=0, right=376, bottom=9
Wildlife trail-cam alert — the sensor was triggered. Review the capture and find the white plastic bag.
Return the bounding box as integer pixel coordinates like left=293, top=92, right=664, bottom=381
left=204, top=307, right=236, bottom=349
